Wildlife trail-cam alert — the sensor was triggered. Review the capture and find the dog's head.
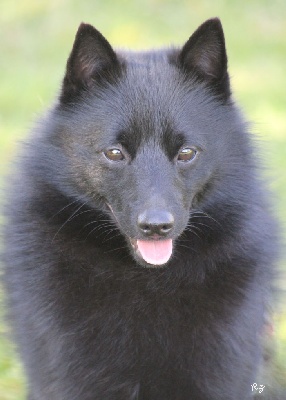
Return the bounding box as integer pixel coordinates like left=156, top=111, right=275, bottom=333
left=43, top=19, right=251, bottom=267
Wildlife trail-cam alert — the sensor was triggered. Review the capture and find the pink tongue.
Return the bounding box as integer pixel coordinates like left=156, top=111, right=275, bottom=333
left=136, top=239, right=173, bottom=265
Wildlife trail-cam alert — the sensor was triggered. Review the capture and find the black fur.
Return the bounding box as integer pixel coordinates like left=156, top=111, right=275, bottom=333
left=3, top=18, right=279, bottom=399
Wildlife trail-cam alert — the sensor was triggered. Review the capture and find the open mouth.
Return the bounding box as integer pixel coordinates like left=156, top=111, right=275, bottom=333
left=130, top=238, right=173, bottom=266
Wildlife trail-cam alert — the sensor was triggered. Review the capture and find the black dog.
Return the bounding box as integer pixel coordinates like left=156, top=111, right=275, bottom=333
left=3, top=18, right=278, bottom=399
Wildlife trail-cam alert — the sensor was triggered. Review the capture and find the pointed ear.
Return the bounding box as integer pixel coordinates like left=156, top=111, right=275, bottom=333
left=179, top=18, right=230, bottom=99
left=60, top=23, right=120, bottom=103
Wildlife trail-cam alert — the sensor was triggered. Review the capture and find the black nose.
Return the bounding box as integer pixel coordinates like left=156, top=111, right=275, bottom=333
left=138, top=210, right=174, bottom=237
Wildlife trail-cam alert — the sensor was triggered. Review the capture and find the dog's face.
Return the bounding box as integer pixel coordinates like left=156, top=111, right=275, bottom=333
left=47, top=20, right=249, bottom=267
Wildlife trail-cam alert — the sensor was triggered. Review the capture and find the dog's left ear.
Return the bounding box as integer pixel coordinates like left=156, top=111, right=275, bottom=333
left=60, top=23, right=120, bottom=103
left=179, top=18, right=230, bottom=99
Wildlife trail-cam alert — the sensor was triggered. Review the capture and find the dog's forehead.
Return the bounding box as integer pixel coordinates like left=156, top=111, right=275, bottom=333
left=110, top=61, right=182, bottom=156
left=113, top=57, right=187, bottom=131
left=80, top=52, right=224, bottom=154
left=122, top=55, right=184, bottom=110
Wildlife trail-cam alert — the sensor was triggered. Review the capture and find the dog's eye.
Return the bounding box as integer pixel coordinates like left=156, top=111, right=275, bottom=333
left=104, top=149, right=125, bottom=161
left=177, top=148, right=197, bottom=162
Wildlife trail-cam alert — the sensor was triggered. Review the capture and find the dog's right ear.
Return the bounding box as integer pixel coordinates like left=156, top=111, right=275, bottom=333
left=60, top=23, right=120, bottom=103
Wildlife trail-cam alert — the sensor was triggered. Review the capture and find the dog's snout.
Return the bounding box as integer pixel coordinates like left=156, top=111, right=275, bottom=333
left=137, top=210, right=174, bottom=237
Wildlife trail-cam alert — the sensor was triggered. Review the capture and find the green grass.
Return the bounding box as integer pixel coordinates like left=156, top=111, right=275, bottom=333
left=1, top=0, right=286, bottom=398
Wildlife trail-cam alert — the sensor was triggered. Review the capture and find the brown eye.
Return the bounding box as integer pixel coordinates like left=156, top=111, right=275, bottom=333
left=104, top=149, right=125, bottom=161
left=177, top=148, right=197, bottom=162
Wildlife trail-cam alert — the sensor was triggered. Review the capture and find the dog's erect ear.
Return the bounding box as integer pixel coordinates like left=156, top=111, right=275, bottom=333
left=60, top=23, right=120, bottom=103
left=179, top=18, right=230, bottom=99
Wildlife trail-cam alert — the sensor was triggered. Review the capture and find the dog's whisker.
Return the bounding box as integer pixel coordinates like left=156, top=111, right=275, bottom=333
left=51, top=201, right=88, bottom=242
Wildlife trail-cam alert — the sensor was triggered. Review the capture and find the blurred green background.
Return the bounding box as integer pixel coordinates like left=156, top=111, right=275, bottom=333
left=0, top=0, right=286, bottom=398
